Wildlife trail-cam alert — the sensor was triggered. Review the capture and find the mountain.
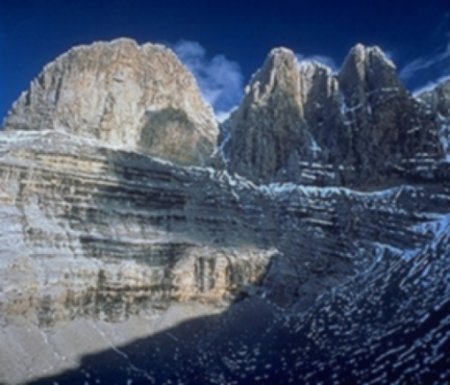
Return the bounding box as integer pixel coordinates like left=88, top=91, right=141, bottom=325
left=3, top=38, right=218, bottom=166
left=222, top=44, right=442, bottom=186
left=0, top=39, right=449, bottom=385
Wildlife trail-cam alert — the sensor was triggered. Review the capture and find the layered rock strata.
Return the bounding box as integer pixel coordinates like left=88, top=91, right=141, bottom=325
left=0, top=131, right=277, bottom=327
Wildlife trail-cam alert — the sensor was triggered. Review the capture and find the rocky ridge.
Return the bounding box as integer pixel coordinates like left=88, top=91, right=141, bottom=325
left=222, top=44, right=443, bottom=186
left=0, top=39, right=449, bottom=384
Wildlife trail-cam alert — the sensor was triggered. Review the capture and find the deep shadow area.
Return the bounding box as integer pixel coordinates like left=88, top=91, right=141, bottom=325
left=26, top=297, right=280, bottom=385
left=139, top=107, right=212, bottom=166
left=24, top=225, right=450, bottom=384
left=25, top=266, right=450, bottom=385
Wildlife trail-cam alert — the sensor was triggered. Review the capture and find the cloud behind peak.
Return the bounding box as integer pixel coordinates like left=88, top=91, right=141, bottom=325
left=174, top=40, right=243, bottom=122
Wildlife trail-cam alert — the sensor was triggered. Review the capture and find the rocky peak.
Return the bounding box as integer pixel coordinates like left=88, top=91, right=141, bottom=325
left=246, top=47, right=338, bottom=116
left=223, top=48, right=346, bottom=184
left=342, top=44, right=396, bottom=76
left=245, top=47, right=302, bottom=108
left=222, top=44, right=443, bottom=187
left=3, top=38, right=218, bottom=166
left=222, top=47, right=309, bottom=183
left=339, top=44, right=404, bottom=105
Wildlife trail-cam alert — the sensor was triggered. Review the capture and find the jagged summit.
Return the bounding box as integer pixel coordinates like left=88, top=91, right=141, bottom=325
left=345, top=43, right=396, bottom=68
left=3, top=38, right=218, bottom=166
left=245, top=46, right=300, bottom=104
left=222, top=43, right=443, bottom=186
left=223, top=46, right=307, bottom=182
left=339, top=43, right=401, bottom=100
left=268, top=46, right=295, bottom=58
left=3, top=39, right=445, bottom=184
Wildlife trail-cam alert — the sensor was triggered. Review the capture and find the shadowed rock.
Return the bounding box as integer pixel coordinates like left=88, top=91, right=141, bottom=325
left=222, top=44, right=443, bottom=186
left=417, top=77, right=450, bottom=156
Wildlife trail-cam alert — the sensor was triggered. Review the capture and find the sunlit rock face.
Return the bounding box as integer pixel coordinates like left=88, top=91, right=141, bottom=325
left=222, top=44, right=443, bottom=186
left=2, top=38, right=218, bottom=166
left=0, top=39, right=449, bottom=385
left=0, top=130, right=276, bottom=324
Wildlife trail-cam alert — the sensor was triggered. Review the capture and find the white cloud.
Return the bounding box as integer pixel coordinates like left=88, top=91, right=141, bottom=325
left=173, top=40, right=243, bottom=121
left=400, top=20, right=450, bottom=83
left=296, top=53, right=337, bottom=71
left=400, top=48, right=450, bottom=81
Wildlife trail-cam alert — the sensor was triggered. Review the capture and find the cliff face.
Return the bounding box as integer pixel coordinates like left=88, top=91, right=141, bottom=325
left=2, top=38, right=218, bottom=166
left=221, top=48, right=311, bottom=182
left=0, top=131, right=276, bottom=325
left=417, top=77, right=450, bottom=156
left=0, top=39, right=449, bottom=385
left=222, top=44, right=442, bottom=186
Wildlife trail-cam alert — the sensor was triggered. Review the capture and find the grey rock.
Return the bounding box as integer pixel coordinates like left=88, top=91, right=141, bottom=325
left=338, top=44, right=441, bottom=184
left=222, top=48, right=308, bottom=183
left=222, top=44, right=443, bottom=186
left=417, top=77, right=450, bottom=118
left=417, top=77, right=450, bottom=155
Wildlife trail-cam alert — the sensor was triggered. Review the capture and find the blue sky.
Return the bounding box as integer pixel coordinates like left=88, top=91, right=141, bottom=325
left=0, top=0, right=449, bottom=121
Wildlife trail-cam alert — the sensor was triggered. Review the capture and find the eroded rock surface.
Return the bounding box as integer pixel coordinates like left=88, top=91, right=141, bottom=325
left=2, top=38, right=218, bottom=166
left=222, top=44, right=443, bottom=186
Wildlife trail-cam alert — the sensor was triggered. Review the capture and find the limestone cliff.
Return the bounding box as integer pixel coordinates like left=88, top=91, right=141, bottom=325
left=2, top=38, right=218, bottom=166
left=222, top=44, right=443, bottom=186
left=338, top=45, right=441, bottom=184
left=222, top=48, right=310, bottom=183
